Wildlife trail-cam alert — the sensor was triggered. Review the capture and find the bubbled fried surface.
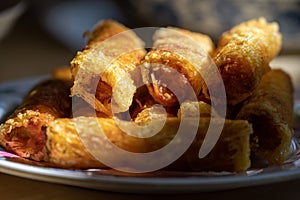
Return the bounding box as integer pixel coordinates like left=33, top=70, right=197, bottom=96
left=70, top=20, right=146, bottom=115
left=213, top=18, right=281, bottom=105
left=0, top=80, right=71, bottom=161
left=46, top=116, right=252, bottom=172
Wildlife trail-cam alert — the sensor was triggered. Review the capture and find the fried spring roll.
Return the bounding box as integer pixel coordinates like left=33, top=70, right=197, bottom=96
left=213, top=18, right=282, bottom=105
left=46, top=117, right=251, bottom=172
left=141, top=27, right=215, bottom=107
left=0, top=80, right=71, bottom=161
left=236, top=69, right=294, bottom=165
left=71, top=20, right=146, bottom=116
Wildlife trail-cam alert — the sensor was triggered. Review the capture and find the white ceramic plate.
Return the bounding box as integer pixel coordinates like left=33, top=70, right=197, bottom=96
left=0, top=56, right=300, bottom=194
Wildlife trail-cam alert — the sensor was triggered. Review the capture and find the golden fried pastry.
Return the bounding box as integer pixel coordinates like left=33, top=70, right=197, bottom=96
left=0, top=80, right=71, bottom=161
left=213, top=17, right=282, bottom=105
left=128, top=85, right=179, bottom=123
left=167, top=27, right=215, bottom=56
left=0, top=18, right=294, bottom=174
left=129, top=85, right=158, bottom=120
left=141, top=27, right=215, bottom=107
left=133, top=100, right=219, bottom=127
left=71, top=20, right=146, bottom=116
left=46, top=117, right=251, bottom=172
left=236, top=69, right=294, bottom=165
left=177, top=101, right=220, bottom=118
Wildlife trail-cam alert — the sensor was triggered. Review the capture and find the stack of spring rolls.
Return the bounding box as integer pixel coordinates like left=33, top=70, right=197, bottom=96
left=0, top=18, right=294, bottom=173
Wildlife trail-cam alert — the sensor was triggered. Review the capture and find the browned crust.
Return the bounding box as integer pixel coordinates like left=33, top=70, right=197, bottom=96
left=142, top=27, right=215, bottom=106
left=143, top=50, right=204, bottom=106
left=85, top=20, right=130, bottom=45
left=164, top=27, right=215, bottom=56
left=213, top=18, right=281, bottom=105
left=46, top=117, right=252, bottom=172
left=0, top=80, right=71, bottom=161
left=236, top=69, right=294, bottom=165
left=71, top=20, right=146, bottom=115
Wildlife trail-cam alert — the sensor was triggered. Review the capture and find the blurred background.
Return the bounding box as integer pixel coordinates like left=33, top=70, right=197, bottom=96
left=0, top=0, right=299, bottom=83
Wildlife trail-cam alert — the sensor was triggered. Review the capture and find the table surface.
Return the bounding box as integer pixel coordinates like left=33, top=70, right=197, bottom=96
left=1, top=5, right=300, bottom=200
left=0, top=8, right=74, bottom=83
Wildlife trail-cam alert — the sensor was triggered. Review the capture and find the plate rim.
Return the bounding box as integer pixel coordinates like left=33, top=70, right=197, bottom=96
left=1, top=156, right=300, bottom=193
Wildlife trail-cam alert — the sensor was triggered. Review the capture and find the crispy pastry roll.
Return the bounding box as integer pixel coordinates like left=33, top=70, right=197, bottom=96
left=236, top=69, right=294, bottom=165
left=141, top=27, right=215, bottom=107
left=213, top=17, right=282, bottom=105
left=46, top=117, right=251, bottom=172
left=0, top=79, right=71, bottom=161
left=70, top=20, right=146, bottom=116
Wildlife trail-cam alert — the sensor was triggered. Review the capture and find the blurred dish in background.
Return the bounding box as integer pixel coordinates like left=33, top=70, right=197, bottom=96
left=35, top=0, right=124, bottom=51
left=0, top=0, right=26, bottom=41
left=128, top=0, right=300, bottom=52
left=31, top=0, right=300, bottom=52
